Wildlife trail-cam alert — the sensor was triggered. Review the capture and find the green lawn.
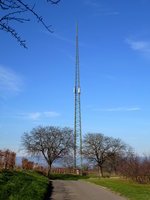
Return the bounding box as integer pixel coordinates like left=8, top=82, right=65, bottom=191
left=0, top=170, right=50, bottom=200
left=85, top=177, right=150, bottom=200
left=50, top=173, right=150, bottom=200
left=2, top=171, right=150, bottom=200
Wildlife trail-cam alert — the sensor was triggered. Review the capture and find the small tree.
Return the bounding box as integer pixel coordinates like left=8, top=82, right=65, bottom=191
left=83, top=133, right=127, bottom=177
left=22, top=158, right=28, bottom=169
left=27, top=161, right=34, bottom=170
left=22, top=126, right=73, bottom=177
left=9, top=151, right=16, bottom=169
left=4, top=149, right=10, bottom=169
left=107, top=138, right=127, bottom=175
left=2, top=149, right=16, bottom=169
left=83, top=133, right=112, bottom=177
left=0, top=150, right=3, bottom=169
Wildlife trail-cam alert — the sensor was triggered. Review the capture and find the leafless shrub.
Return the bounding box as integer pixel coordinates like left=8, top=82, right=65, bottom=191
left=22, top=158, right=34, bottom=170
left=0, top=150, right=3, bottom=168
left=34, top=163, right=47, bottom=175
left=118, top=153, right=150, bottom=183
left=0, top=149, right=16, bottom=169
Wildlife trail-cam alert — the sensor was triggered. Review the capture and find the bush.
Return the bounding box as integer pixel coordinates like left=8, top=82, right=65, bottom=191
left=118, top=154, right=150, bottom=183
left=0, top=149, right=16, bottom=169
left=22, top=158, right=34, bottom=170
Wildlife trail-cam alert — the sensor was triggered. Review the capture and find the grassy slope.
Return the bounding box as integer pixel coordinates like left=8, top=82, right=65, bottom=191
left=0, top=170, right=50, bottom=200
left=84, top=178, right=150, bottom=200
left=50, top=174, right=150, bottom=200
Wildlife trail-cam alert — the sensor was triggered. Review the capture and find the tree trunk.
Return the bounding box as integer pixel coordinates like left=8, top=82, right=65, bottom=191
left=99, top=165, right=103, bottom=177
left=48, top=164, right=51, bottom=178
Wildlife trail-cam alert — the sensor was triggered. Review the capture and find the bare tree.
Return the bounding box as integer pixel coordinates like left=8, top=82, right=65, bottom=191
left=22, top=126, right=73, bottom=177
left=107, top=138, right=127, bottom=175
left=83, top=133, right=127, bottom=177
left=0, top=0, right=61, bottom=48
left=83, top=133, right=112, bottom=177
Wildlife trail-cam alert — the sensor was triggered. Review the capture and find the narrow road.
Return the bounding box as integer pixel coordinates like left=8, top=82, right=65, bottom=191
left=50, top=180, right=126, bottom=200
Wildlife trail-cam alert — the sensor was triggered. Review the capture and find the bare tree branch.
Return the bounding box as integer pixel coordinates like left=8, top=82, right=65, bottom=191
left=47, top=0, right=61, bottom=5
left=0, top=22, right=27, bottom=48
left=0, top=0, right=61, bottom=48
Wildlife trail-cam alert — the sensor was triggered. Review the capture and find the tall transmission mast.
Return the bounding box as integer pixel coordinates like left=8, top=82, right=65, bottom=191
left=74, top=22, right=82, bottom=171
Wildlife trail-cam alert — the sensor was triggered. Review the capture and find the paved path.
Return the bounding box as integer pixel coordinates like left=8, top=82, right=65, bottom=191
left=50, top=180, right=127, bottom=200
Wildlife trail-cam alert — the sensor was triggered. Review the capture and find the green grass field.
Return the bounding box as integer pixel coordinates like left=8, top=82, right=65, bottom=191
left=51, top=174, right=150, bottom=200
left=1, top=171, right=150, bottom=200
left=0, top=170, right=50, bottom=200
left=84, top=177, right=150, bottom=200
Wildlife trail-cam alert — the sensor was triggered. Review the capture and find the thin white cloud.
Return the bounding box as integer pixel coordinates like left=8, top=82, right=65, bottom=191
left=94, top=10, right=119, bottom=16
left=51, top=33, right=85, bottom=47
left=93, top=107, right=141, bottom=112
left=84, top=0, right=100, bottom=7
left=44, top=29, right=85, bottom=47
left=52, top=33, right=75, bottom=45
left=16, top=111, right=61, bottom=121
left=84, top=0, right=119, bottom=16
left=126, top=39, right=150, bottom=55
left=27, top=112, right=41, bottom=121
left=0, top=65, right=22, bottom=97
left=55, top=47, right=74, bottom=61
left=44, top=31, right=76, bottom=46
left=44, top=111, right=60, bottom=118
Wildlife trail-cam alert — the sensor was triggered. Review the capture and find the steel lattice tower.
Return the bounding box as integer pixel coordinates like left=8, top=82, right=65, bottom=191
left=74, top=22, right=82, bottom=171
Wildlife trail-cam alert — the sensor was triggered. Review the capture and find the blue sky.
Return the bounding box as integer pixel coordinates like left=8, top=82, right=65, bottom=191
left=0, top=0, right=150, bottom=155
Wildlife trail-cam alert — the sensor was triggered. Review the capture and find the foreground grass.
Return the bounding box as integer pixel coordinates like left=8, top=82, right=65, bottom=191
left=51, top=173, right=150, bottom=200
left=0, top=170, right=50, bottom=200
left=85, top=177, right=150, bottom=200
